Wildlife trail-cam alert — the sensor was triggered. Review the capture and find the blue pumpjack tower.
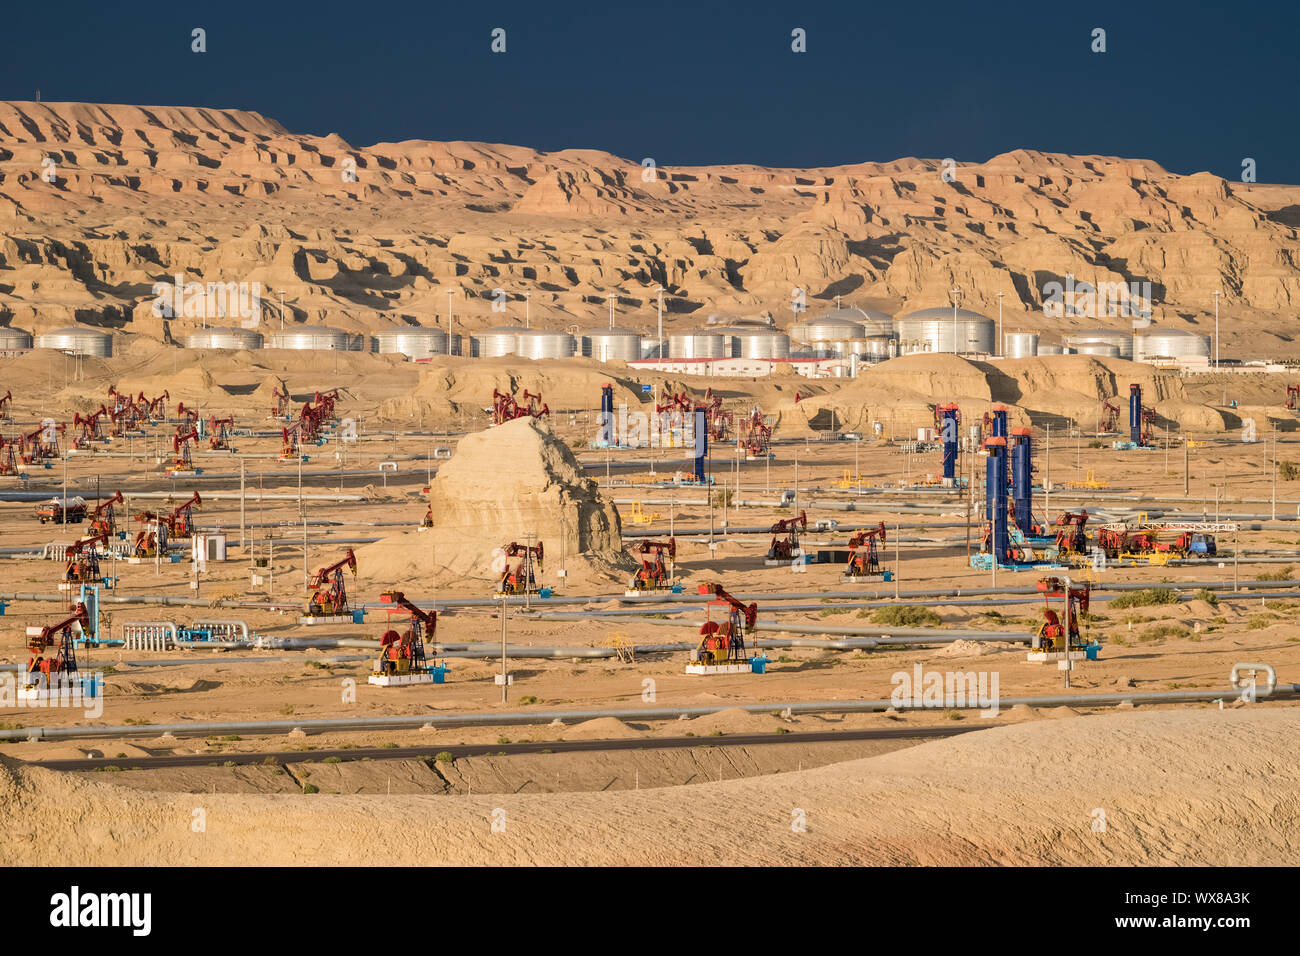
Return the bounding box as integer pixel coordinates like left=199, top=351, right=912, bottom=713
left=991, top=404, right=1008, bottom=439
left=1010, top=427, right=1034, bottom=534
left=600, top=383, right=615, bottom=446
left=985, top=437, right=1009, bottom=565
left=938, top=403, right=960, bottom=483
left=1129, top=384, right=1143, bottom=446
left=693, top=408, right=708, bottom=482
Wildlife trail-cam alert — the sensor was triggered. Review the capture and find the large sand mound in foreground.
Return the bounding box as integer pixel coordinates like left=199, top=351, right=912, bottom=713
left=1, top=708, right=1295, bottom=865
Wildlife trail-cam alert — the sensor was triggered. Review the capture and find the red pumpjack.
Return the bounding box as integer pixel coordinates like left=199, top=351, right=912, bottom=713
left=629, top=538, right=676, bottom=590
left=767, top=510, right=807, bottom=561
left=25, top=602, right=90, bottom=690
left=497, top=541, right=544, bottom=595
left=305, top=548, right=358, bottom=618
left=844, top=522, right=888, bottom=579
left=692, top=583, right=759, bottom=667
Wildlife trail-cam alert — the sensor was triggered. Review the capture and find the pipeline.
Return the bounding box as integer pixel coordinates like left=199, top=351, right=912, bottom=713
left=5, top=681, right=1295, bottom=742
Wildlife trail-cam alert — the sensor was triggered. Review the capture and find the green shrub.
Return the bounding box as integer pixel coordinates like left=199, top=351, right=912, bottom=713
left=1110, top=587, right=1179, bottom=609
left=434, top=751, right=454, bottom=763
left=302, top=783, right=319, bottom=794
left=1255, top=566, right=1294, bottom=581
left=1279, top=460, right=1300, bottom=481
left=322, top=756, right=342, bottom=764
left=1193, top=588, right=1219, bottom=606
left=871, top=605, right=942, bottom=627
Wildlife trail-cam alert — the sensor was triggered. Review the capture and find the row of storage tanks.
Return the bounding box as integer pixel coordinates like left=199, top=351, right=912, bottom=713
left=0, top=313, right=1214, bottom=363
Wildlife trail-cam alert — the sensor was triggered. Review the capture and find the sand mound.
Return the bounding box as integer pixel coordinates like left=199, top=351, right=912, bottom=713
left=358, top=417, right=634, bottom=588
left=932, top=639, right=1005, bottom=658
left=2, top=708, right=1297, bottom=865
left=559, top=717, right=642, bottom=740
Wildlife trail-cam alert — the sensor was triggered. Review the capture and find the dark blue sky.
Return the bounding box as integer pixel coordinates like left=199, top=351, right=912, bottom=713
left=1, top=0, right=1293, bottom=181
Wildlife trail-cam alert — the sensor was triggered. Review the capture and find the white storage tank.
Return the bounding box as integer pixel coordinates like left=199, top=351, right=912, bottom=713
left=789, top=312, right=866, bottom=352
left=1074, top=341, right=1121, bottom=358
left=1063, top=328, right=1134, bottom=359
left=668, top=331, right=727, bottom=359
left=372, top=326, right=448, bottom=360
left=184, top=326, right=265, bottom=350
left=1036, top=342, right=1066, bottom=356
left=267, top=325, right=363, bottom=351
left=1002, top=331, right=1039, bottom=358
left=35, top=326, right=113, bottom=357
left=470, top=326, right=520, bottom=358
left=582, top=327, right=643, bottom=362
left=710, top=325, right=791, bottom=359
left=515, top=329, right=576, bottom=360
left=1136, top=328, right=1211, bottom=362
left=0, top=326, right=34, bottom=350
left=896, top=308, right=995, bottom=354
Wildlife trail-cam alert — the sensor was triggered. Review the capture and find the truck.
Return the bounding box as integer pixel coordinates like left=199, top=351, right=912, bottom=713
left=35, top=496, right=87, bottom=524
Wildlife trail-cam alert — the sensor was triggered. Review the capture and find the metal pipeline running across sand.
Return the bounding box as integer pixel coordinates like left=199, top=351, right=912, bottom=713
left=5, top=682, right=1295, bottom=742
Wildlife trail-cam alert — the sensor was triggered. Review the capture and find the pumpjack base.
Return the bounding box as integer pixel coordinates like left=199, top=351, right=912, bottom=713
left=299, top=614, right=353, bottom=625
left=625, top=587, right=678, bottom=597
left=842, top=573, right=889, bottom=584
left=686, top=662, right=754, bottom=675
left=1027, top=649, right=1093, bottom=663
left=369, top=669, right=446, bottom=686
left=165, top=469, right=199, bottom=477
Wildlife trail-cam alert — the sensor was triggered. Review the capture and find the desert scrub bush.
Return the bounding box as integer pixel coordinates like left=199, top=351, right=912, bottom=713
left=1279, top=460, right=1300, bottom=481
left=322, top=756, right=342, bottom=764
left=434, top=751, right=454, bottom=763
left=1194, top=588, right=1219, bottom=606
left=1255, top=566, right=1294, bottom=581
left=302, top=783, right=319, bottom=794
left=1110, top=587, right=1179, bottom=609
left=871, top=605, right=941, bottom=627
left=1248, top=615, right=1275, bottom=630
left=1140, top=624, right=1190, bottom=642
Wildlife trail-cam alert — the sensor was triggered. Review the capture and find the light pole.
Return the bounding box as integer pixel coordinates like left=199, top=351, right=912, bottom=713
left=446, top=289, right=456, bottom=355
left=279, top=291, right=285, bottom=331
left=1212, top=290, right=1221, bottom=370
left=523, top=291, right=531, bottom=328
left=606, top=292, right=616, bottom=329
left=949, top=288, right=961, bottom=354
left=656, top=286, right=665, bottom=357
left=995, top=291, right=1004, bottom=356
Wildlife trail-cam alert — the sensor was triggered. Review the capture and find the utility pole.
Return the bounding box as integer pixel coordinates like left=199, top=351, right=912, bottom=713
left=499, top=595, right=509, bottom=703
left=239, top=457, right=246, bottom=550
left=656, top=286, right=665, bottom=357
left=302, top=518, right=309, bottom=591
left=949, top=288, right=962, bottom=354
left=894, top=522, right=900, bottom=599
left=1212, top=290, right=1221, bottom=370
left=995, top=291, right=1004, bottom=355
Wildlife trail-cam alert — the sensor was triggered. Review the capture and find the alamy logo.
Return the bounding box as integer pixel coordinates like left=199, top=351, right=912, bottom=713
left=150, top=274, right=262, bottom=327
left=890, top=665, right=1000, bottom=717
left=597, top=404, right=706, bottom=456
left=1041, top=274, right=1153, bottom=322
left=49, top=886, right=151, bottom=936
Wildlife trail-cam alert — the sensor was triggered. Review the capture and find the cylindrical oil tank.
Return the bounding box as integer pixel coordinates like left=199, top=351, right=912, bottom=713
left=184, top=326, right=265, bottom=350
left=1002, top=331, right=1039, bottom=358
left=470, top=326, right=520, bottom=358
left=854, top=336, right=894, bottom=362
left=895, top=308, right=995, bottom=354
left=35, top=326, right=113, bottom=357
left=582, top=327, right=643, bottom=362
left=0, top=326, right=34, bottom=350
left=668, top=331, right=727, bottom=359
left=1063, top=328, right=1133, bottom=359
left=790, top=312, right=866, bottom=348
left=1073, top=340, right=1121, bottom=357
left=267, top=325, right=362, bottom=351
left=709, top=326, right=791, bottom=359
left=1135, top=328, right=1211, bottom=362
left=1036, top=342, right=1065, bottom=356
left=446, top=332, right=464, bottom=356
left=515, top=329, right=576, bottom=360
left=372, top=326, right=448, bottom=360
